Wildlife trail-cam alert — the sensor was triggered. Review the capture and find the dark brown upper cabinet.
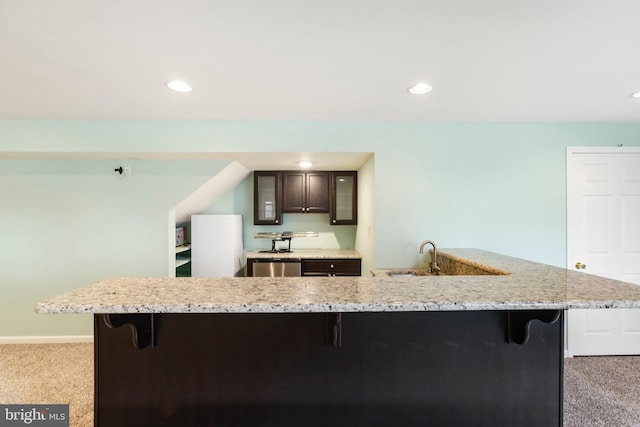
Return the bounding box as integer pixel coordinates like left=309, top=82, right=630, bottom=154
left=254, top=171, right=282, bottom=225
left=330, top=171, right=357, bottom=225
left=283, top=172, right=330, bottom=214
left=254, top=170, right=357, bottom=225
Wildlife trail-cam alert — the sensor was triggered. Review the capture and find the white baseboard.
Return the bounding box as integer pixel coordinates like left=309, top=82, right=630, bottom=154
left=0, top=335, right=93, bottom=344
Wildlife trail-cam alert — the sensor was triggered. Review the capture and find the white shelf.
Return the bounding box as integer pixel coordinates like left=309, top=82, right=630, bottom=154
left=176, top=258, right=191, bottom=268
left=176, top=244, right=191, bottom=254
left=176, top=244, right=191, bottom=272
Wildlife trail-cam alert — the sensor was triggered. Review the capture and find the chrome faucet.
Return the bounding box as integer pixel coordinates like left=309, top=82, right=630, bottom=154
left=419, top=240, right=441, bottom=274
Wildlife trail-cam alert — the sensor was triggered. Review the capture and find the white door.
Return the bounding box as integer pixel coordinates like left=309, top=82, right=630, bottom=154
left=567, top=147, right=640, bottom=356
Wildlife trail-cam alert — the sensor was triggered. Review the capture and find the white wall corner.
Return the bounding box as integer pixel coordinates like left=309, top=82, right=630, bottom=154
left=168, top=208, right=177, bottom=277
left=174, top=161, right=250, bottom=224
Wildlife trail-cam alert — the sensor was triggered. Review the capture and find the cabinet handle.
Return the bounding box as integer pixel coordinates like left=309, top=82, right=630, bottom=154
left=275, top=219, right=279, bottom=224
left=330, top=264, right=334, bottom=269
left=332, top=219, right=336, bottom=224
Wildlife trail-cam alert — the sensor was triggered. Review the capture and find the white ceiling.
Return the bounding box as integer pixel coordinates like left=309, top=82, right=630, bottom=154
left=2, top=0, right=640, bottom=122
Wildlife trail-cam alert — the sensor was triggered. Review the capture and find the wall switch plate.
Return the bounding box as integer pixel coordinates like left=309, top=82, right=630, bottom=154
left=123, top=165, right=132, bottom=176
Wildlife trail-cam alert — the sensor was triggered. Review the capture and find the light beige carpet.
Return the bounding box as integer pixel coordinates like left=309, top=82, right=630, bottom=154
left=564, top=355, right=640, bottom=427
left=0, top=343, right=93, bottom=427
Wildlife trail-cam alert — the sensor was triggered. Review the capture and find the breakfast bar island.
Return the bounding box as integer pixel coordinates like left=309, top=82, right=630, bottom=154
left=37, top=249, right=640, bottom=427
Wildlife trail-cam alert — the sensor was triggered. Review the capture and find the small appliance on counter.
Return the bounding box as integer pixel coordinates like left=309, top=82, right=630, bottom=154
left=254, top=231, right=318, bottom=253
left=175, top=227, right=186, bottom=247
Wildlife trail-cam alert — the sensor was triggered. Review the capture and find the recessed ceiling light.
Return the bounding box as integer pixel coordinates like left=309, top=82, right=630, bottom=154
left=298, top=161, right=312, bottom=168
left=632, top=91, right=640, bottom=98
left=407, top=82, right=433, bottom=95
left=166, top=80, right=192, bottom=93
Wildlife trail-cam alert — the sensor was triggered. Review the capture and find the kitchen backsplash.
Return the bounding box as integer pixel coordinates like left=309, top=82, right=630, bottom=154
left=244, top=214, right=357, bottom=251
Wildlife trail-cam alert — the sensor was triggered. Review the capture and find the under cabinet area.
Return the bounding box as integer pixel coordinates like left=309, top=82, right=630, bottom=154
left=302, top=259, right=361, bottom=277
left=245, top=250, right=361, bottom=277
left=254, top=170, right=357, bottom=225
left=246, top=258, right=361, bottom=277
left=94, top=310, right=562, bottom=426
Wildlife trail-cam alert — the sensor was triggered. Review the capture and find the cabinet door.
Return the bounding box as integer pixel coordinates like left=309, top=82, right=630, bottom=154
left=330, top=171, right=357, bottom=225
left=302, top=259, right=361, bottom=276
left=283, top=172, right=306, bottom=213
left=283, top=172, right=330, bottom=213
left=254, top=172, right=282, bottom=225
left=306, top=172, right=329, bottom=213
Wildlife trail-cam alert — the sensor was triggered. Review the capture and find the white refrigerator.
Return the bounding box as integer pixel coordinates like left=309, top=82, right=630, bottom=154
left=191, top=214, right=244, bottom=277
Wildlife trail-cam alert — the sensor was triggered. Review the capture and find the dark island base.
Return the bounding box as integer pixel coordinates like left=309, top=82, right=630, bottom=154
left=95, top=310, right=563, bottom=426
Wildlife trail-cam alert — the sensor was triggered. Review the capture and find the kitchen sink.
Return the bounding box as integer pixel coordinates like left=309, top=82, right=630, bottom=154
left=376, top=264, right=509, bottom=277
left=372, top=253, right=511, bottom=277
left=385, top=269, right=438, bottom=277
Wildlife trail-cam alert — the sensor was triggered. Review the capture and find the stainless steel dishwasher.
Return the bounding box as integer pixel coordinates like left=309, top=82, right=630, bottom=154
left=251, top=259, right=302, bottom=277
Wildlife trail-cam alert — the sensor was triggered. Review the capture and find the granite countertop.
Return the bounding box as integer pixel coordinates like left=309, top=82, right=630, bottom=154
left=36, top=249, right=640, bottom=315
left=245, top=249, right=361, bottom=259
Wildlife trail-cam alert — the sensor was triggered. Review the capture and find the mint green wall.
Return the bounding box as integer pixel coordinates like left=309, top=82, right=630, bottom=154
left=2, top=120, right=640, bottom=337
left=0, top=159, right=231, bottom=336
left=373, top=125, right=637, bottom=268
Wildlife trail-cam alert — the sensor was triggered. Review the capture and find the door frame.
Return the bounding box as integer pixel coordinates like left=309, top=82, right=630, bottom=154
left=566, top=146, right=640, bottom=269
left=566, top=146, right=640, bottom=357
left=567, top=146, right=640, bottom=268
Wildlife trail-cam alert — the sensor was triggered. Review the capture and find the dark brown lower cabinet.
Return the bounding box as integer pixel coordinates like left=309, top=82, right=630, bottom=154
left=95, top=310, right=562, bottom=426
left=302, top=259, right=361, bottom=276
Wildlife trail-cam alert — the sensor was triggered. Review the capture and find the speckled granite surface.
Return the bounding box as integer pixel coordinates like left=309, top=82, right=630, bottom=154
left=245, top=249, right=361, bottom=259
left=36, top=249, right=640, bottom=314
left=371, top=250, right=511, bottom=276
